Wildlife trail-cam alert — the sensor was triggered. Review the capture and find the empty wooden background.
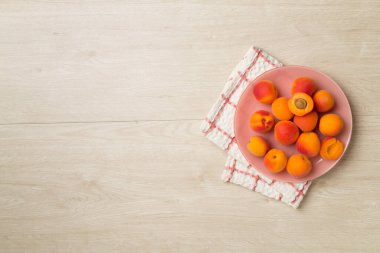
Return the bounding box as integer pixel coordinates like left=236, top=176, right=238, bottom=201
left=0, top=1, right=379, bottom=252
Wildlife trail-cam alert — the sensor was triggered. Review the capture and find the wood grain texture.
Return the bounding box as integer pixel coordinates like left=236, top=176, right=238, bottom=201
left=0, top=1, right=379, bottom=252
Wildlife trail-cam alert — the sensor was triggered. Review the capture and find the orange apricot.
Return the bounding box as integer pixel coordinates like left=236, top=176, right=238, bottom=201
left=319, top=113, right=344, bottom=136
left=250, top=110, right=275, bottom=133
left=288, top=92, right=314, bottom=116
left=320, top=137, right=345, bottom=160
left=313, top=90, right=335, bottom=112
left=296, top=132, right=321, bottom=157
left=272, top=97, right=294, bottom=120
left=253, top=80, right=278, bottom=104
left=292, top=77, right=316, bottom=96
left=274, top=121, right=299, bottom=145
left=247, top=136, right=270, bottom=157
left=286, top=154, right=312, bottom=178
left=293, top=111, right=318, bottom=132
left=264, top=149, right=288, bottom=173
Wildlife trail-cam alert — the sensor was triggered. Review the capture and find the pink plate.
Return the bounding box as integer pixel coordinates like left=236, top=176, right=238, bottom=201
left=234, top=65, right=352, bottom=183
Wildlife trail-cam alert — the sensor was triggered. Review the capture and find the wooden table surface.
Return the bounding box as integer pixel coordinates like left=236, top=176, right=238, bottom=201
left=1, top=1, right=379, bottom=252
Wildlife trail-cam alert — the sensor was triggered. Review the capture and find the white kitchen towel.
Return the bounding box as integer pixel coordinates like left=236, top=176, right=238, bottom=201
left=201, top=46, right=311, bottom=208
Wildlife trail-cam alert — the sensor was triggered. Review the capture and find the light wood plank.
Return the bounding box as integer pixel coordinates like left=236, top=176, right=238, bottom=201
left=0, top=121, right=379, bottom=252
left=0, top=0, right=380, bottom=252
left=0, top=1, right=379, bottom=123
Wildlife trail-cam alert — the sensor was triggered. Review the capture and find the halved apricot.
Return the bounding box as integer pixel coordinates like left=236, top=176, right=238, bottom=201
left=288, top=93, right=314, bottom=116
left=320, top=137, right=345, bottom=160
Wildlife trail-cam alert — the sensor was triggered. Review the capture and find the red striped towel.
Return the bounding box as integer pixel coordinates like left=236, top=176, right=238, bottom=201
left=201, top=47, right=311, bottom=208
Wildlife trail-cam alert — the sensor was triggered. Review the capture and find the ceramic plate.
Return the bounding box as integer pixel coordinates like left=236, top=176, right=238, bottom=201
left=234, top=66, right=352, bottom=183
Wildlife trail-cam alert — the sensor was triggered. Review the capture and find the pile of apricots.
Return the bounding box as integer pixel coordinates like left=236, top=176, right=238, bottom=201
left=247, top=77, right=345, bottom=178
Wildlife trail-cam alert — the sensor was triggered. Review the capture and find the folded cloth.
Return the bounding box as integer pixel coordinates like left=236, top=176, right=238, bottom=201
left=201, top=46, right=311, bottom=208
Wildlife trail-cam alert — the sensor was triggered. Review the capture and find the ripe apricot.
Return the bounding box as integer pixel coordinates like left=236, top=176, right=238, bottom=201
left=292, top=77, right=316, bottom=96
left=319, top=113, right=344, bottom=136
left=264, top=149, right=288, bottom=173
left=313, top=90, right=335, bottom=112
left=253, top=80, right=278, bottom=104
left=274, top=121, right=299, bottom=145
left=247, top=136, right=270, bottom=157
left=293, top=111, right=318, bottom=132
left=320, top=137, right=345, bottom=160
left=296, top=132, right=321, bottom=157
left=286, top=154, right=312, bottom=178
left=272, top=97, right=294, bottom=120
left=288, top=92, right=314, bottom=116
left=250, top=110, right=275, bottom=133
